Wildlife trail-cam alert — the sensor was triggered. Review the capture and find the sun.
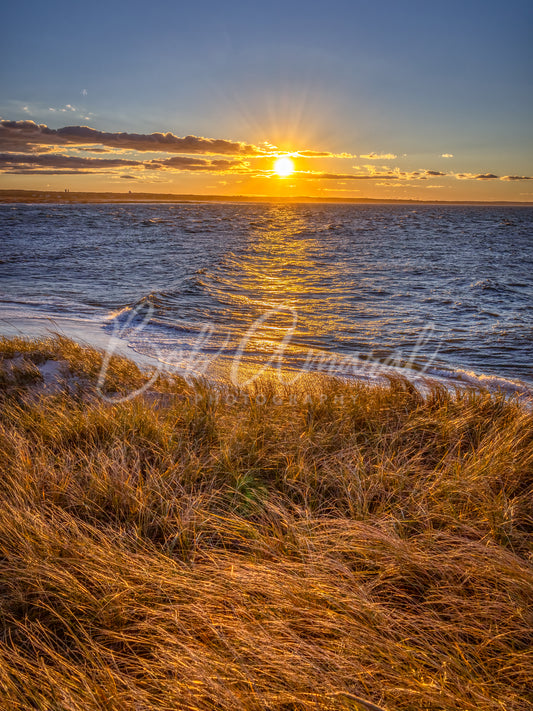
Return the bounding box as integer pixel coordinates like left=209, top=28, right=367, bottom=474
left=274, top=156, right=295, bottom=178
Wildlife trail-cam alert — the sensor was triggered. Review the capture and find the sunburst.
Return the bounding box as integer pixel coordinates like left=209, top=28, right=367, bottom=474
left=274, top=156, right=295, bottom=178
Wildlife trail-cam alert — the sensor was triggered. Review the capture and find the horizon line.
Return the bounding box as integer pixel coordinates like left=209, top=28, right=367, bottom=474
left=0, top=189, right=532, bottom=206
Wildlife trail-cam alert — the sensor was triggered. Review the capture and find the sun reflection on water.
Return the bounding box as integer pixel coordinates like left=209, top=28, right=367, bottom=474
left=200, top=205, right=350, bottom=371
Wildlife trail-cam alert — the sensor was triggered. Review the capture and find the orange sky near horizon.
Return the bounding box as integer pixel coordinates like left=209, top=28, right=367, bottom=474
left=0, top=120, right=531, bottom=202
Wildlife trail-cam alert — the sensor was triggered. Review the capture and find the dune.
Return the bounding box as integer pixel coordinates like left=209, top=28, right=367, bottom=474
left=0, top=336, right=532, bottom=710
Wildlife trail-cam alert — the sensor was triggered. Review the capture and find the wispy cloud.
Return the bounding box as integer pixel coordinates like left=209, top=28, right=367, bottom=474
left=290, top=168, right=452, bottom=182
left=296, top=150, right=358, bottom=158
left=147, top=156, right=245, bottom=172
left=296, top=171, right=401, bottom=181
left=359, top=152, right=397, bottom=160
left=500, top=175, right=532, bottom=181
left=441, top=153, right=454, bottom=158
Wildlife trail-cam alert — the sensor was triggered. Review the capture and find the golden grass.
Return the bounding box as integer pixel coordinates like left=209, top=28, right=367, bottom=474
left=0, top=336, right=532, bottom=710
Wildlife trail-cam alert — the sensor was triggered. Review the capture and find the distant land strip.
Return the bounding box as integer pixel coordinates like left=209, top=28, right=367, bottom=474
left=0, top=190, right=532, bottom=205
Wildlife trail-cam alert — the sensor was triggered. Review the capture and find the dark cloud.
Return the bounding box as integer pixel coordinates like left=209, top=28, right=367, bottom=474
left=297, top=151, right=332, bottom=157
left=152, top=156, right=244, bottom=171
left=74, top=147, right=114, bottom=153
left=455, top=173, right=500, bottom=180
left=295, top=168, right=445, bottom=181
left=0, top=151, right=246, bottom=175
left=0, top=120, right=266, bottom=156
left=0, top=153, right=140, bottom=171
left=500, top=175, right=532, bottom=181
left=5, top=169, right=94, bottom=175
left=301, top=172, right=399, bottom=180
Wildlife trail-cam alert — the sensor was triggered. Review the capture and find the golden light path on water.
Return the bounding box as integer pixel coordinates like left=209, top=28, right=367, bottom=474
left=200, top=206, right=367, bottom=383
left=3, top=202, right=530, bottom=394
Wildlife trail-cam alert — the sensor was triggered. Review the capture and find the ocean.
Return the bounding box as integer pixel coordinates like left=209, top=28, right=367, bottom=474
left=0, top=202, right=532, bottom=392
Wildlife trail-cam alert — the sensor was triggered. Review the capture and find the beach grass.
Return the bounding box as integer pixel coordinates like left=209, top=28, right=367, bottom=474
left=0, top=336, right=532, bottom=710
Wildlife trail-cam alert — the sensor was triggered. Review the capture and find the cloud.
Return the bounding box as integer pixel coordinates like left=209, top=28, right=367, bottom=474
left=0, top=120, right=267, bottom=156
left=6, top=169, right=96, bottom=175
left=73, top=146, right=114, bottom=153
left=500, top=175, right=532, bottom=181
left=297, top=151, right=332, bottom=157
left=298, top=171, right=399, bottom=180
left=0, top=151, right=246, bottom=175
left=151, top=156, right=244, bottom=171
left=296, top=150, right=358, bottom=158
left=359, top=152, right=397, bottom=160
left=0, top=153, right=139, bottom=170
left=293, top=167, right=454, bottom=182
left=1, top=119, right=526, bottom=188
left=455, top=172, right=499, bottom=180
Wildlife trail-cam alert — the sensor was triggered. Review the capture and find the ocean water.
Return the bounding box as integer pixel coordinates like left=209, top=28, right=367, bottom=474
left=0, top=202, right=532, bottom=391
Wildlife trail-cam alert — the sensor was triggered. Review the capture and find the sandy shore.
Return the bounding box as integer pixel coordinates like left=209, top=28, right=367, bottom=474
left=1, top=303, right=532, bottom=406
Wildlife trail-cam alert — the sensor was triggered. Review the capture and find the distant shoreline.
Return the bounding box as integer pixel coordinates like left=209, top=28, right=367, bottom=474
left=0, top=189, right=532, bottom=206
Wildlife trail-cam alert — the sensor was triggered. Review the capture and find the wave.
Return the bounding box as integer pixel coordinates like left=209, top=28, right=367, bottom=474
left=1, top=296, right=532, bottom=402
left=423, top=364, right=532, bottom=400
left=105, top=292, right=167, bottom=322
left=2, top=202, right=532, bottom=393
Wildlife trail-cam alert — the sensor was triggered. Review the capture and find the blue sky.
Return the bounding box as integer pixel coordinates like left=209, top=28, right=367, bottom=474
left=1, top=0, right=532, bottom=198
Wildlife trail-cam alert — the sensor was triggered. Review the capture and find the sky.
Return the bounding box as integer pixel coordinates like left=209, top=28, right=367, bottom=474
left=1, top=0, right=532, bottom=200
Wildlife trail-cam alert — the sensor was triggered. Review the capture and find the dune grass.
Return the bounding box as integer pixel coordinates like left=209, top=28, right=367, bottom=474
left=0, top=336, right=532, bottom=710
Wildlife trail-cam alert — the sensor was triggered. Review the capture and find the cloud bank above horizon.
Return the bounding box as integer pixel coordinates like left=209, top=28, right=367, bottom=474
left=0, top=120, right=531, bottom=195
